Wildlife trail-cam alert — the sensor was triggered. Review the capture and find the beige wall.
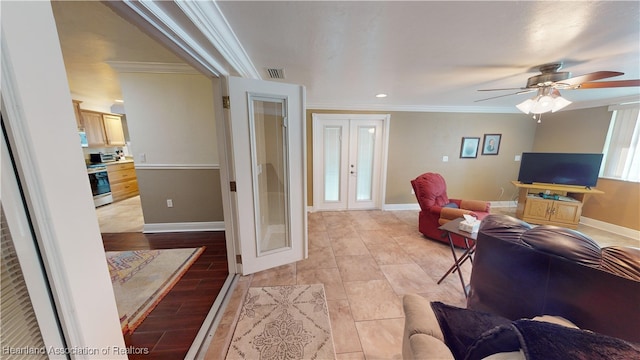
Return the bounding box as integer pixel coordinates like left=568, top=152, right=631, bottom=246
left=119, top=72, right=223, bottom=224
left=306, top=109, right=537, bottom=206
left=307, top=106, right=638, bottom=231
left=531, top=106, right=639, bottom=231
left=136, top=169, right=224, bottom=223
left=120, top=72, right=218, bottom=164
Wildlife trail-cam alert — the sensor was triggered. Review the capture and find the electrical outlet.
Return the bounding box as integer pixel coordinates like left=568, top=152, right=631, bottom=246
left=515, top=155, right=521, bottom=161
left=442, top=155, right=449, bottom=162
left=140, top=153, right=147, bottom=163
left=166, top=199, right=173, bottom=208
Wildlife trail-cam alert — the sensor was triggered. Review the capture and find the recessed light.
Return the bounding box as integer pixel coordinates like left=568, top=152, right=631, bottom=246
left=375, top=93, right=388, bottom=98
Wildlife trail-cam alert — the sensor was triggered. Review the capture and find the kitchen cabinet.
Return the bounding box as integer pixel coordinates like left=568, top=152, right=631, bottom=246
left=80, top=110, right=125, bottom=148
left=72, top=100, right=83, bottom=129
left=81, top=111, right=107, bottom=147
left=103, top=114, right=126, bottom=146
left=106, top=161, right=139, bottom=202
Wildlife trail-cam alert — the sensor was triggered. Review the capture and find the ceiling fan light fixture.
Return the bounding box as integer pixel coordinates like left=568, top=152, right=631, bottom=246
left=551, top=96, right=572, bottom=112
left=516, top=87, right=571, bottom=114
left=516, top=98, right=535, bottom=113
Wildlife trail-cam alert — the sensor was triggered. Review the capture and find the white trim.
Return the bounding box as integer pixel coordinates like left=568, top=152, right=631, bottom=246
left=382, top=201, right=516, bottom=211
left=175, top=1, right=261, bottom=79
left=106, top=61, right=200, bottom=74
left=382, top=203, right=421, bottom=211
left=490, top=201, right=518, bottom=208
left=1, top=24, right=84, bottom=351
left=106, top=1, right=227, bottom=77
left=135, top=163, right=221, bottom=170
left=187, top=274, right=238, bottom=359
left=143, top=221, right=226, bottom=233
left=580, top=217, right=640, bottom=241
left=307, top=95, right=640, bottom=114
left=309, top=103, right=518, bottom=114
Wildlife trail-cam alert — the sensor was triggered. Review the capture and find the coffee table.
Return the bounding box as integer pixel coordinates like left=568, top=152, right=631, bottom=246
left=437, top=217, right=477, bottom=298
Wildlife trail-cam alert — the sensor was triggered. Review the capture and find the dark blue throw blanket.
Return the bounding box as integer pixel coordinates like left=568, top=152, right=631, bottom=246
left=510, top=320, right=640, bottom=360
left=430, top=301, right=640, bottom=360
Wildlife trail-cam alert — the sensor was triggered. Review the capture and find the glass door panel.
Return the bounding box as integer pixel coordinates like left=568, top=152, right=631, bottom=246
left=356, top=126, right=376, bottom=201
left=324, top=126, right=342, bottom=202
left=249, top=97, right=289, bottom=254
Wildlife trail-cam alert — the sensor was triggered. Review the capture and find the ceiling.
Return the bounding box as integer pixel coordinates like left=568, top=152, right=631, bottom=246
left=53, top=1, right=640, bottom=114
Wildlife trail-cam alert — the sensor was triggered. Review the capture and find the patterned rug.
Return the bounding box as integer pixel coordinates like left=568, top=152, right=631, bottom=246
left=106, top=247, right=205, bottom=334
left=226, top=284, right=336, bottom=360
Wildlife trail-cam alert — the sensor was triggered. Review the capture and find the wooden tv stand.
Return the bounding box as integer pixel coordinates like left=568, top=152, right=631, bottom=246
left=511, top=181, right=604, bottom=229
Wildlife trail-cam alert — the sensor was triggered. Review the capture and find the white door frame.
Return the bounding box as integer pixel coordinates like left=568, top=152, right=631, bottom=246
left=312, top=113, right=390, bottom=211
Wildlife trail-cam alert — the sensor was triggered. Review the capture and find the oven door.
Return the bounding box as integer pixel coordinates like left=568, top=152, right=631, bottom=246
left=89, top=170, right=111, bottom=196
left=88, top=169, right=113, bottom=207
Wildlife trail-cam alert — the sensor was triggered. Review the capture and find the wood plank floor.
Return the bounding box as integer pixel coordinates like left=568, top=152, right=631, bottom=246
left=102, top=231, right=228, bottom=359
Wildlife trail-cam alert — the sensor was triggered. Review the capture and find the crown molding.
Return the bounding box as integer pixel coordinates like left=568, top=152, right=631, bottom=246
left=104, top=1, right=228, bottom=77
left=306, top=102, right=520, bottom=114
left=106, top=61, right=200, bottom=74
left=175, top=1, right=261, bottom=79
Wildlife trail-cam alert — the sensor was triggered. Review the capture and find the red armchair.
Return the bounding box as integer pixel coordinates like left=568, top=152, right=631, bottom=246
left=411, top=172, right=491, bottom=247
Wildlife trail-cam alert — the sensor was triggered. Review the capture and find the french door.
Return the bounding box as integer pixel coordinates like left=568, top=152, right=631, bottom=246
left=312, top=114, right=389, bottom=211
left=225, top=76, right=307, bottom=275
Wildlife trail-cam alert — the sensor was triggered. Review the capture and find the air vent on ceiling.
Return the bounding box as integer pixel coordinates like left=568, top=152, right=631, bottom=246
left=266, top=68, right=285, bottom=79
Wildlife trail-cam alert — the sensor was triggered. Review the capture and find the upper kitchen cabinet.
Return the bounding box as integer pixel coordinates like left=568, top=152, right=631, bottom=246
left=80, top=110, right=126, bottom=147
left=103, top=114, right=126, bottom=146
left=81, top=110, right=107, bottom=147
left=72, top=100, right=83, bottom=128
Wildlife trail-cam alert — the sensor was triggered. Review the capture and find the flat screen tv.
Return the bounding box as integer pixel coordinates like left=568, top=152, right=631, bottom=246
left=517, top=152, right=604, bottom=188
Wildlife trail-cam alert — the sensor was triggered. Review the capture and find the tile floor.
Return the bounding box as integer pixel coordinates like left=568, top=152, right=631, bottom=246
left=205, top=208, right=638, bottom=359
left=95, top=195, right=144, bottom=233
left=95, top=200, right=638, bottom=358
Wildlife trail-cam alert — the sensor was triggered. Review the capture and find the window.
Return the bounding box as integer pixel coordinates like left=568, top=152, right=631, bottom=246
left=601, top=104, right=640, bottom=182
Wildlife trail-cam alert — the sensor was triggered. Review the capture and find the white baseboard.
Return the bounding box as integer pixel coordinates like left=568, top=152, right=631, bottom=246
left=143, top=221, right=225, bottom=233
left=580, top=217, right=640, bottom=241
left=382, top=203, right=420, bottom=211
left=382, top=201, right=515, bottom=211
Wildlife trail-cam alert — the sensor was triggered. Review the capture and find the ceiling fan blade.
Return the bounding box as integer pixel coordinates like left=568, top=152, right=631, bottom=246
left=577, top=79, right=640, bottom=89
left=475, top=89, right=536, bottom=102
left=559, top=71, right=624, bottom=86
left=478, top=87, right=528, bottom=92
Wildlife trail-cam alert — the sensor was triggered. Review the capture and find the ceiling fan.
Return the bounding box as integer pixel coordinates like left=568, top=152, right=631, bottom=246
left=476, top=62, right=640, bottom=114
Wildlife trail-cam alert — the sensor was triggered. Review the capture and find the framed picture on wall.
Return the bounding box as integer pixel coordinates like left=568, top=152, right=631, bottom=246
left=460, top=137, right=480, bottom=158
left=482, top=134, right=501, bottom=155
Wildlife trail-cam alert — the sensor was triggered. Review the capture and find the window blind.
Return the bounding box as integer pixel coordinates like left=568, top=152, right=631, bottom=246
left=1, top=205, right=47, bottom=359
left=602, top=106, right=640, bottom=182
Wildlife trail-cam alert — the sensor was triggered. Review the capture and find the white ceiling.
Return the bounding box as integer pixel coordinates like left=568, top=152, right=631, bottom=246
left=53, top=1, right=640, bottom=113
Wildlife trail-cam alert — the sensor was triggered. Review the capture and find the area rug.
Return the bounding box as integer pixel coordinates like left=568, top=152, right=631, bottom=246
left=226, top=284, right=336, bottom=360
left=106, top=247, right=205, bottom=334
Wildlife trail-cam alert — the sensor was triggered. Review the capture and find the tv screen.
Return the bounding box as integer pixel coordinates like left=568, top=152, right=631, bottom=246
left=517, top=152, right=604, bottom=187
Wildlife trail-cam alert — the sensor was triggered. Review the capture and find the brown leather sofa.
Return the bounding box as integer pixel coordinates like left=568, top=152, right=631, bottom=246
left=403, top=214, right=640, bottom=359
left=467, top=214, right=640, bottom=343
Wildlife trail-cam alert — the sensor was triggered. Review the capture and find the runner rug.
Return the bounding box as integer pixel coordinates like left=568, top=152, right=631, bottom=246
left=226, top=284, right=336, bottom=360
left=106, top=247, right=205, bottom=334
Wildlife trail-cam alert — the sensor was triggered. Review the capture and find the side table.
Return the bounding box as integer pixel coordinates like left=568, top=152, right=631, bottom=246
left=437, top=217, right=477, bottom=297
